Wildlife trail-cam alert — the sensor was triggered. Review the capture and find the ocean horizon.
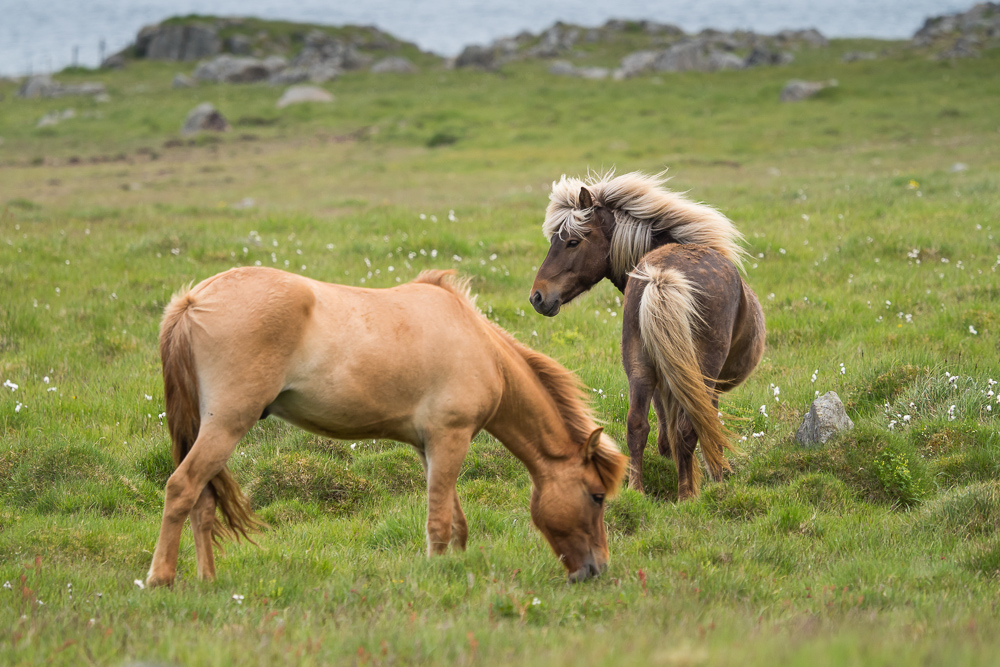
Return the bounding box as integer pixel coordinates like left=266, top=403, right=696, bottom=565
left=0, top=0, right=974, bottom=76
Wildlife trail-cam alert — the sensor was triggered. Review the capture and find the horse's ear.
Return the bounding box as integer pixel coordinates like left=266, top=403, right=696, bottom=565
left=578, top=187, right=594, bottom=209
left=584, top=427, right=603, bottom=459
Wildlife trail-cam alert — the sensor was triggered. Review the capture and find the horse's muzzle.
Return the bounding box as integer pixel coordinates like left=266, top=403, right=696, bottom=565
left=567, top=556, right=607, bottom=583
left=529, top=290, right=560, bottom=317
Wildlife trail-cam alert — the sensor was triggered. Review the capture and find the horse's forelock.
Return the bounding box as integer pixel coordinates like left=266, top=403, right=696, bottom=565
left=543, top=175, right=592, bottom=241
left=593, top=432, right=628, bottom=498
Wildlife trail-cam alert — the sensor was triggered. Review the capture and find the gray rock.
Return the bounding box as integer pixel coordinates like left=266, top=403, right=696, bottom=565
left=182, top=102, right=229, bottom=135
left=529, top=23, right=580, bottom=57
left=653, top=40, right=744, bottom=72
left=140, top=23, right=221, bottom=61
left=276, top=85, right=334, bottom=109
left=615, top=50, right=660, bottom=78
left=454, top=44, right=497, bottom=69
left=291, top=33, right=370, bottom=71
left=548, top=60, right=577, bottom=76
left=371, top=56, right=417, bottom=74
left=267, top=66, right=311, bottom=85
left=745, top=45, right=794, bottom=67
left=101, top=53, right=126, bottom=69
left=37, top=108, right=75, bottom=128
left=780, top=79, right=836, bottom=102
left=18, top=75, right=106, bottom=98
left=172, top=73, right=196, bottom=88
left=227, top=34, right=254, bottom=55
left=548, top=61, right=608, bottom=79
left=193, top=55, right=286, bottom=83
left=775, top=28, right=829, bottom=48
left=796, top=391, right=854, bottom=446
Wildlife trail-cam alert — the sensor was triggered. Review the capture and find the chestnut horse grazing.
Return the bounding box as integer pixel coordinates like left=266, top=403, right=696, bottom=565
left=530, top=171, right=765, bottom=500
left=147, top=267, right=626, bottom=587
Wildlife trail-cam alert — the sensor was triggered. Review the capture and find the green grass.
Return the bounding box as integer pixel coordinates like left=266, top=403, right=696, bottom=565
left=1, top=36, right=1000, bottom=666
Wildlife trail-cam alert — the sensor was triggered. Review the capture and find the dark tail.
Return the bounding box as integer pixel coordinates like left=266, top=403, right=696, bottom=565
left=631, top=264, right=736, bottom=490
left=160, top=290, right=264, bottom=545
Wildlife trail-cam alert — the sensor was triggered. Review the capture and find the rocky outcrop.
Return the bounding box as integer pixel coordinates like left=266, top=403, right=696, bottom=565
left=18, top=75, right=106, bottom=98
left=914, top=3, right=1000, bottom=58
left=192, top=55, right=288, bottom=83
left=136, top=23, right=222, bottom=61
left=549, top=61, right=610, bottom=79
left=182, top=103, right=229, bottom=135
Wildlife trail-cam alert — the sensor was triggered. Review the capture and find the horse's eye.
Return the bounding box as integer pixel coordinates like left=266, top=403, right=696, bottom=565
left=591, top=493, right=605, bottom=505
left=567, top=239, right=581, bottom=248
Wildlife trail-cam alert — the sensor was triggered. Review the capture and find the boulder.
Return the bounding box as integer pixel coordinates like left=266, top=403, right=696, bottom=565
left=371, top=57, right=417, bottom=74
left=745, top=45, right=794, bottom=67
left=138, top=23, right=221, bottom=61
left=193, top=55, right=286, bottom=83
left=291, top=32, right=371, bottom=71
left=796, top=391, right=854, bottom=446
left=276, top=85, right=334, bottom=108
left=182, top=103, right=229, bottom=135
left=227, top=34, right=254, bottom=56
left=101, top=53, right=126, bottom=69
left=547, top=61, right=609, bottom=79
left=775, top=28, right=829, bottom=48
left=615, top=50, right=659, bottom=78
left=653, top=40, right=743, bottom=72
left=529, top=23, right=580, bottom=57
left=454, top=45, right=497, bottom=70
left=18, top=75, right=106, bottom=98
left=780, top=79, right=836, bottom=102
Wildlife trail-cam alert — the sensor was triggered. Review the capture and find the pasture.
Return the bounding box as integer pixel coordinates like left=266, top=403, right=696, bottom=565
left=2, top=36, right=1000, bottom=665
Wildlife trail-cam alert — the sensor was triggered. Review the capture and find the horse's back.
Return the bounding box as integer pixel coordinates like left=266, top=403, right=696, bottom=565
left=625, top=244, right=763, bottom=388
left=172, top=267, right=503, bottom=443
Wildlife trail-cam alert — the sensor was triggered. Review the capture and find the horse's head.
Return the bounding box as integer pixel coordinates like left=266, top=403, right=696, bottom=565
left=530, top=427, right=628, bottom=582
left=530, top=186, right=615, bottom=317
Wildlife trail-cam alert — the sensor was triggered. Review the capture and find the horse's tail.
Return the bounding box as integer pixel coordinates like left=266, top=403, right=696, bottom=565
left=160, top=289, right=263, bottom=545
left=630, top=264, right=735, bottom=486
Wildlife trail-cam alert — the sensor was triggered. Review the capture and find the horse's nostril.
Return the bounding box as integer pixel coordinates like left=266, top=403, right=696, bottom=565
left=529, top=291, right=542, bottom=307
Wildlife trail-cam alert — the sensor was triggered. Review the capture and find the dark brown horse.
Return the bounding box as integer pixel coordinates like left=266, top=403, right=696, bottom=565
left=529, top=171, right=765, bottom=499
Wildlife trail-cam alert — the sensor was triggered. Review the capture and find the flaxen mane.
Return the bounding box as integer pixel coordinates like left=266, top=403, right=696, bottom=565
left=543, top=170, right=748, bottom=281
left=413, top=270, right=627, bottom=494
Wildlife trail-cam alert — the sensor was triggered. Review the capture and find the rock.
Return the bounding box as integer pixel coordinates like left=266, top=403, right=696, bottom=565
left=615, top=50, right=660, bottom=78
left=780, top=79, right=836, bottom=102
left=796, top=391, right=854, bottom=446
left=291, top=32, right=371, bottom=71
left=101, top=53, right=126, bottom=69
left=370, top=57, right=417, bottom=73
left=276, top=85, right=334, bottom=109
left=139, top=23, right=221, bottom=61
left=193, top=55, right=286, bottom=83
left=227, top=34, right=254, bottom=56
left=548, top=60, right=577, bottom=76
left=529, top=23, right=580, bottom=57
left=653, top=40, right=744, bottom=72
left=17, top=75, right=106, bottom=98
left=172, top=73, right=196, bottom=88
left=950, top=162, right=969, bottom=172
left=454, top=45, right=497, bottom=70
left=745, top=45, right=794, bottom=67
left=775, top=28, right=829, bottom=48
left=182, top=103, right=229, bottom=135
left=913, top=2, right=1000, bottom=54
left=37, top=109, right=75, bottom=128
left=641, top=21, right=684, bottom=37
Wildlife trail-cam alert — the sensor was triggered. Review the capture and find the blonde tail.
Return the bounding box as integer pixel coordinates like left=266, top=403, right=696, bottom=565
left=630, top=264, right=735, bottom=486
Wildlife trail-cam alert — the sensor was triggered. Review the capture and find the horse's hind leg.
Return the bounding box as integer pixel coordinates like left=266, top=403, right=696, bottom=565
left=189, top=485, right=218, bottom=581
left=147, top=421, right=244, bottom=587
left=674, top=409, right=701, bottom=501
left=652, top=391, right=673, bottom=459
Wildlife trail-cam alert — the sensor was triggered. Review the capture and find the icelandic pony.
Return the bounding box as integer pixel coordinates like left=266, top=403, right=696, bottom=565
left=147, top=267, right=626, bottom=587
left=529, top=171, right=765, bottom=500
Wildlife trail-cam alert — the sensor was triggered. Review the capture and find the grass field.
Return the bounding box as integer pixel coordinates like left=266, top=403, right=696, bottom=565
left=1, top=34, right=1000, bottom=666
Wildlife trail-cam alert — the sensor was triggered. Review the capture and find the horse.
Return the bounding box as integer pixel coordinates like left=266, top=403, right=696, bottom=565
left=529, top=171, right=765, bottom=500
left=146, top=267, right=627, bottom=588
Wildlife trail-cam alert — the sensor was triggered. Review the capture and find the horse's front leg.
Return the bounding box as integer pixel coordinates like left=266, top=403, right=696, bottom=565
left=420, top=430, right=471, bottom=555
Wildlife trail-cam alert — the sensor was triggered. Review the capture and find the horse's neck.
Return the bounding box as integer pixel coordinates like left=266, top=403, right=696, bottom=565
left=605, top=222, right=678, bottom=293
left=484, top=348, right=574, bottom=479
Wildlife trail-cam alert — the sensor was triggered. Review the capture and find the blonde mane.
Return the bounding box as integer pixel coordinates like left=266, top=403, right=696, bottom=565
left=543, top=170, right=748, bottom=280
left=412, top=270, right=627, bottom=494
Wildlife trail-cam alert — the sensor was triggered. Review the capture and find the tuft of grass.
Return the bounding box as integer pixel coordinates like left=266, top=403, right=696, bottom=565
left=246, top=452, right=369, bottom=513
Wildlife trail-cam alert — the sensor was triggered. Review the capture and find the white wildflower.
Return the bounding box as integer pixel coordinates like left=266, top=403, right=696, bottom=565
left=133, top=579, right=145, bottom=590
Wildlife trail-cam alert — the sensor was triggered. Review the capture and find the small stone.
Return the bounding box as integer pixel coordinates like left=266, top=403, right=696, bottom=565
left=172, top=73, right=196, bottom=88
left=796, top=391, right=854, bottom=446
left=780, top=79, right=836, bottom=102
left=276, top=85, right=334, bottom=109
left=181, top=103, right=229, bottom=135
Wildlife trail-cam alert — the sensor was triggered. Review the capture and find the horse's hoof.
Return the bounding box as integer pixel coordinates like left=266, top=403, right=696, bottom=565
left=145, top=573, right=174, bottom=589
